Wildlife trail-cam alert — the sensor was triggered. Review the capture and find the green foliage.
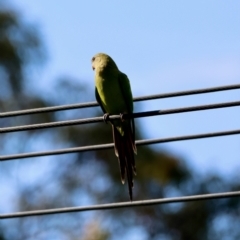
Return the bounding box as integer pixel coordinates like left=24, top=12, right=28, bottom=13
left=0, top=7, right=44, bottom=99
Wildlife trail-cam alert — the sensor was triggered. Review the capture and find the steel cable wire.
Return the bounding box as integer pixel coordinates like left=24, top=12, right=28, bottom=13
left=1, top=83, right=240, bottom=118
left=1, top=191, right=240, bottom=219
left=1, top=128, right=240, bottom=161
left=1, top=100, right=240, bottom=133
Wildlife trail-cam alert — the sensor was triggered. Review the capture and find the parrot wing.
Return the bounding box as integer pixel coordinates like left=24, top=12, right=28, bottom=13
left=118, top=72, right=137, bottom=154
left=114, top=72, right=137, bottom=200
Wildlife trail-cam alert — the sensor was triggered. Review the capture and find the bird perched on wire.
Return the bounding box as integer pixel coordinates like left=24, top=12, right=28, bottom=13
left=92, top=53, right=137, bottom=201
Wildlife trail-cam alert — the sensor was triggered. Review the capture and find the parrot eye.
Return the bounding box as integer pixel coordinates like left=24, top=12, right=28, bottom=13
left=92, top=57, right=95, bottom=62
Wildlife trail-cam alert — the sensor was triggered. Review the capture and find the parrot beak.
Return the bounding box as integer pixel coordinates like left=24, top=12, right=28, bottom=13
left=92, top=66, right=95, bottom=70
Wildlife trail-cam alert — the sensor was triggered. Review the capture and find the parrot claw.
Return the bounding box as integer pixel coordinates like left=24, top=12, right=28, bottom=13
left=103, top=113, right=110, bottom=124
left=120, top=113, right=126, bottom=122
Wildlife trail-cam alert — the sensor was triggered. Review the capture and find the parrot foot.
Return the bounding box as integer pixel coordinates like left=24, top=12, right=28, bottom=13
left=120, top=113, right=126, bottom=122
left=103, top=113, right=110, bottom=124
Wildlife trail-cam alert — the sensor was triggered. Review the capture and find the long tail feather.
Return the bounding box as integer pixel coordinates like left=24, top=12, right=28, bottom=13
left=112, top=125, right=126, bottom=183
left=112, top=123, right=136, bottom=201
left=130, top=119, right=137, bottom=154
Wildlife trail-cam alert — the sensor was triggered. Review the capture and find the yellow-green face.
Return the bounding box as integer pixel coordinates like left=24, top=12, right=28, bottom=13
left=91, top=53, right=107, bottom=70
left=91, top=53, right=117, bottom=71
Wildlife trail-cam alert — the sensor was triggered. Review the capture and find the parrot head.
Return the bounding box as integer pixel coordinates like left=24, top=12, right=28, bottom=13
left=91, top=53, right=118, bottom=72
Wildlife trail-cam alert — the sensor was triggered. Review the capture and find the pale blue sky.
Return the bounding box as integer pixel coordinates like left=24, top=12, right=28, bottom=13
left=10, top=0, right=240, bottom=176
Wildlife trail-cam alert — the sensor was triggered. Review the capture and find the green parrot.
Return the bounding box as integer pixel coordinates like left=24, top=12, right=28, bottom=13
left=92, top=53, right=137, bottom=201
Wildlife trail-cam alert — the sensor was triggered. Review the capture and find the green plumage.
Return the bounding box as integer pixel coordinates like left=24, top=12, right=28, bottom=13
left=92, top=53, right=137, bottom=200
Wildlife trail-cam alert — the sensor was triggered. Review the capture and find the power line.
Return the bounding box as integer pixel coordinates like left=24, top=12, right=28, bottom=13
left=1, top=191, right=240, bottom=219
left=1, top=128, right=240, bottom=161
left=1, top=100, right=240, bottom=133
left=1, top=84, right=240, bottom=220
left=0, top=83, right=240, bottom=118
